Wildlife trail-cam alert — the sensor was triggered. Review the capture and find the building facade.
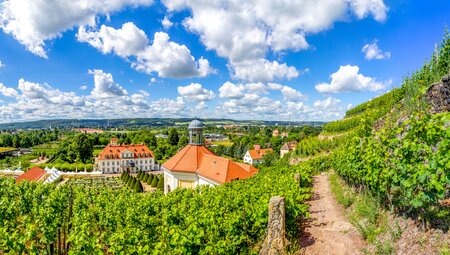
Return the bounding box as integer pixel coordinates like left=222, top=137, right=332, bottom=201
left=94, top=138, right=155, bottom=174
left=162, top=119, right=258, bottom=194
left=243, top=145, right=273, bottom=165
left=280, top=141, right=297, bottom=158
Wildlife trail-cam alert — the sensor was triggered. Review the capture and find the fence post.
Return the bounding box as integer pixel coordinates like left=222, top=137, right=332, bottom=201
left=294, top=173, right=301, bottom=187
left=259, top=196, right=286, bottom=255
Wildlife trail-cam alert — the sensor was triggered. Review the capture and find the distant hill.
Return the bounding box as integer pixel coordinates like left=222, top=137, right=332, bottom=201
left=0, top=118, right=325, bottom=130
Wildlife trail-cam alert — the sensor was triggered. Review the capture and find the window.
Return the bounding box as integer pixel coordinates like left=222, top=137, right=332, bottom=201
left=102, top=162, right=105, bottom=166
left=178, top=180, right=194, bottom=188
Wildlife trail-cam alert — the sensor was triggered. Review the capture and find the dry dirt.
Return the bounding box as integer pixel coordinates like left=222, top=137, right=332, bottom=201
left=299, top=173, right=365, bottom=255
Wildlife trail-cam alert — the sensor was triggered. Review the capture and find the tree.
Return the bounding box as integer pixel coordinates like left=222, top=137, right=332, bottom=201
left=20, top=160, right=30, bottom=170
left=147, top=174, right=154, bottom=185
left=261, top=151, right=278, bottom=167
left=151, top=175, right=159, bottom=187
left=178, top=135, right=189, bottom=147
left=12, top=136, right=20, bottom=148
left=134, top=180, right=143, bottom=193
left=143, top=173, right=149, bottom=182
left=157, top=176, right=164, bottom=190
left=168, top=128, right=179, bottom=146
left=73, top=133, right=93, bottom=163
left=144, top=133, right=157, bottom=149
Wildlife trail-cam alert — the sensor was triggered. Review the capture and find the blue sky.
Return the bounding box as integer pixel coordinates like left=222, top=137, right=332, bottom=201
left=0, top=0, right=449, bottom=123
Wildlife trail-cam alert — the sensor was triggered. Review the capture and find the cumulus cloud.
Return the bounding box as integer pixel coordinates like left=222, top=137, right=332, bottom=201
left=177, top=83, right=215, bottom=102
left=77, top=23, right=213, bottom=78
left=0, top=83, right=19, bottom=97
left=0, top=0, right=153, bottom=58
left=162, top=16, right=173, bottom=29
left=0, top=61, right=4, bottom=68
left=163, top=0, right=388, bottom=82
left=219, top=82, right=245, bottom=99
left=231, top=59, right=299, bottom=82
left=79, top=85, right=87, bottom=90
left=350, top=0, right=388, bottom=22
left=315, top=65, right=389, bottom=93
left=77, top=22, right=149, bottom=58
left=219, top=81, right=304, bottom=102
left=89, top=69, right=128, bottom=98
left=313, top=97, right=341, bottom=109
left=362, top=40, right=391, bottom=60
left=0, top=70, right=198, bottom=122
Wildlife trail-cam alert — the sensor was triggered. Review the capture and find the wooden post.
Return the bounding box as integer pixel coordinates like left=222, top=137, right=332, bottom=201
left=294, top=173, right=301, bottom=187
left=259, top=196, right=286, bottom=255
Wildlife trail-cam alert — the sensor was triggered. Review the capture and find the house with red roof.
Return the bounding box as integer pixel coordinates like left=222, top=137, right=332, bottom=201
left=162, top=119, right=258, bottom=194
left=243, top=145, right=274, bottom=165
left=16, top=166, right=47, bottom=183
left=94, top=138, right=155, bottom=174
left=280, top=141, right=297, bottom=158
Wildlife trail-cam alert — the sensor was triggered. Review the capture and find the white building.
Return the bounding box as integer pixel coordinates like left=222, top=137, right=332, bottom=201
left=94, top=138, right=155, bottom=174
left=243, top=145, right=273, bottom=165
left=162, top=119, right=258, bottom=194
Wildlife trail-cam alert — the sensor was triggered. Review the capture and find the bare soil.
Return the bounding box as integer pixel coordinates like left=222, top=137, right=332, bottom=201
left=300, top=173, right=365, bottom=255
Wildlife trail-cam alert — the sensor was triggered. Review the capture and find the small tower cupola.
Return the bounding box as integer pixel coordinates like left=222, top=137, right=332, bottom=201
left=188, top=118, right=204, bottom=145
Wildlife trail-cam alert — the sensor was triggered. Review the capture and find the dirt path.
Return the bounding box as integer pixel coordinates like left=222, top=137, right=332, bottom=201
left=300, top=173, right=365, bottom=255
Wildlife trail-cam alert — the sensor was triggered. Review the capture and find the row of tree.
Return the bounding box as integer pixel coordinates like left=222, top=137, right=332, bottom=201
left=0, top=129, right=60, bottom=148
left=136, top=171, right=164, bottom=190
left=120, top=172, right=144, bottom=192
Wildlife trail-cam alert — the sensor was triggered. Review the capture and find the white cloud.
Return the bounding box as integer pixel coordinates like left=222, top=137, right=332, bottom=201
left=0, top=0, right=153, bottom=58
left=0, top=72, right=193, bottom=122
left=195, top=101, right=208, bottom=110
left=0, top=83, right=19, bottom=97
left=219, top=82, right=245, bottom=99
left=267, top=83, right=305, bottom=101
left=350, top=0, right=388, bottom=22
left=77, top=23, right=213, bottom=78
left=219, top=81, right=304, bottom=102
left=347, top=104, right=353, bottom=110
left=231, top=59, right=299, bottom=82
left=162, top=16, right=173, bottom=29
left=177, top=82, right=215, bottom=102
left=362, top=40, right=391, bottom=60
left=79, top=85, right=87, bottom=90
left=89, top=69, right=128, bottom=98
left=315, top=65, right=389, bottom=93
left=0, top=61, right=4, bottom=68
left=313, top=97, right=341, bottom=109
left=163, top=0, right=388, bottom=82
left=77, top=22, right=149, bottom=58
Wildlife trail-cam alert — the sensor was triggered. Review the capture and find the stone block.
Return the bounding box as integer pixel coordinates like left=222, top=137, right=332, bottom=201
left=259, top=196, right=286, bottom=255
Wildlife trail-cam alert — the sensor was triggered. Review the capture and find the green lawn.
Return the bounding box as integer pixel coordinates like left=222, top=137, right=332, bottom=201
left=211, top=140, right=233, bottom=146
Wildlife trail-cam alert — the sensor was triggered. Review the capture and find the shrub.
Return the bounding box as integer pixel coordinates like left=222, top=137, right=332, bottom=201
left=157, top=176, right=164, bottom=190
left=134, top=180, right=143, bottom=193
left=147, top=174, right=154, bottom=185
left=151, top=175, right=158, bottom=187
left=143, top=173, right=149, bottom=183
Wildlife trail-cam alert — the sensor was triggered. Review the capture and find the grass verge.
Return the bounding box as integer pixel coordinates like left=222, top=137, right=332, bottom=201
left=329, top=172, right=403, bottom=255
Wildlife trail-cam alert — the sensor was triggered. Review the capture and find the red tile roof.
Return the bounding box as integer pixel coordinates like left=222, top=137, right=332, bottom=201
left=98, top=144, right=154, bottom=160
left=16, top=167, right=47, bottom=183
left=247, top=148, right=273, bottom=160
left=162, top=145, right=258, bottom=184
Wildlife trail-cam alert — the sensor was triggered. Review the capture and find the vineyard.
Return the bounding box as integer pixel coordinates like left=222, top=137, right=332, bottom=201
left=0, top=156, right=317, bottom=254
left=331, top=31, right=450, bottom=228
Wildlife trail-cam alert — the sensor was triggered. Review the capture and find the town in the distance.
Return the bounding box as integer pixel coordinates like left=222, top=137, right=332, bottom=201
left=0, top=118, right=317, bottom=193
